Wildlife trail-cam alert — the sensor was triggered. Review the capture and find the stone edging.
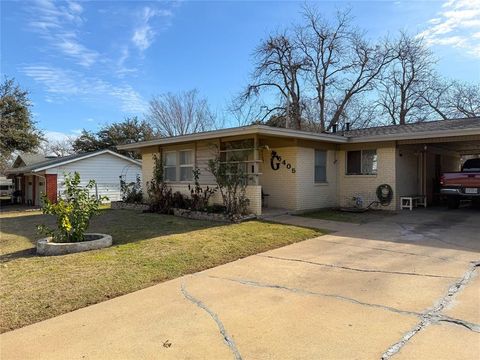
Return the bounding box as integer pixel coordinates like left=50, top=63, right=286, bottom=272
left=37, top=233, right=113, bottom=256
left=172, top=208, right=256, bottom=223
left=111, top=201, right=149, bottom=211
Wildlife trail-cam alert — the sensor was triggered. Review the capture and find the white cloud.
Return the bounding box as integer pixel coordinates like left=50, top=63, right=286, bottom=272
left=22, top=65, right=147, bottom=113
left=419, top=0, right=480, bottom=58
left=27, top=0, right=98, bottom=67
left=132, top=25, right=155, bottom=51
left=131, top=6, right=173, bottom=52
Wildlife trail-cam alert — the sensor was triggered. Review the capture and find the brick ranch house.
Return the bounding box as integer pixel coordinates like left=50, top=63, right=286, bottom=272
left=118, top=117, right=480, bottom=215
left=5, top=149, right=142, bottom=206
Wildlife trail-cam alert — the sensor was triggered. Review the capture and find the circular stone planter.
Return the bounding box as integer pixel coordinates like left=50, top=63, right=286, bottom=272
left=36, top=233, right=112, bottom=256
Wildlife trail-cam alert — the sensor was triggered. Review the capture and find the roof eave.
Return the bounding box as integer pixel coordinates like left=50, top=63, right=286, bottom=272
left=117, top=125, right=348, bottom=150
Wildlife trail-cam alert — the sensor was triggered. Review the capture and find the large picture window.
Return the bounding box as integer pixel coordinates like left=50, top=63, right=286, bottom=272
left=346, top=149, right=377, bottom=175
left=314, top=150, right=327, bottom=183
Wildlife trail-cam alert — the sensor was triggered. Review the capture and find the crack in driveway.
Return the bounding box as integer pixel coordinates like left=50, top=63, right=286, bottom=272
left=381, top=261, right=480, bottom=359
left=202, top=274, right=421, bottom=318
left=257, top=254, right=456, bottom=279
left=181, top=281, right=242, bottom=360
left=320, top=238, right=453, bottom=262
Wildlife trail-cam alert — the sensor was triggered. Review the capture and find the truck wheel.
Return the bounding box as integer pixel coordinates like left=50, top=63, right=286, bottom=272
left=447, top=197, right=460, bottom=209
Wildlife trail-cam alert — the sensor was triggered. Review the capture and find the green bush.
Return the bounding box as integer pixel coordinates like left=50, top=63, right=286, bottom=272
left=37, top=172, right=106, bottom=243
left=208, top=146, right=250, bottom=216
left=188, top=168, right=216, bottom=211
left=146, top=154, right=174, bottom=213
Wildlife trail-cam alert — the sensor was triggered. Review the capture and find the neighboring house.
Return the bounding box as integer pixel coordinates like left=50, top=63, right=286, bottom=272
left=6, top=150, right=142, bottom=206
left=118, top=117, right=480, bottom=215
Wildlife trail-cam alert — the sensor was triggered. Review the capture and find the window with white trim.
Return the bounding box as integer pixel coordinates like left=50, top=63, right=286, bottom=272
left=346, top=149, right=377, bottom=175
left=314, top=149, right=327, bottom=183
left=179, top=150, right=193, bottom=181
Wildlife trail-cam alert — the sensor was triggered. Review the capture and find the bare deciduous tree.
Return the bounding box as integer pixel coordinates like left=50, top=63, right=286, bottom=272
left=377, top=33, right=435, bottom=125
left=228, top=97, right=264, bottom=126
left=39, top=137, right=76, bottom=157
left=297, top=7, right=395, bottom=131
left=446, top=81, right=480, bottom=118
left=147, top=89, right=217, bottom=137
left=241, top=33, right=309, bottom=130
left=240, top=7, right=394, bottom=132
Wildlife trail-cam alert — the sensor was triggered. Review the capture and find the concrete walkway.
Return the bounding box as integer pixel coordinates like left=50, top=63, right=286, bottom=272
left=1, top=208, right=479, bottom=359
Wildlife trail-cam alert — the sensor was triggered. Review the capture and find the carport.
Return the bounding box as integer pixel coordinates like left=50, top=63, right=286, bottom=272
left=397, top=134, right=480, bottom=205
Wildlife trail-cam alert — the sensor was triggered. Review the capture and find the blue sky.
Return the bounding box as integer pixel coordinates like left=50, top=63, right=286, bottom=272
left=1, top=0, right=479, bottom=141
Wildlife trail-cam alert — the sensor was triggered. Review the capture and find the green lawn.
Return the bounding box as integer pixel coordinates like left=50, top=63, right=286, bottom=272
left=0, top=209, right=323, bottom=333
left=298, top=208, right=395, bottom=223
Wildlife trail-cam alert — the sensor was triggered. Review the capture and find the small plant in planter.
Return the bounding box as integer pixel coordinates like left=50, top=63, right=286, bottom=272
left=36, top=172, right=112, bottom=255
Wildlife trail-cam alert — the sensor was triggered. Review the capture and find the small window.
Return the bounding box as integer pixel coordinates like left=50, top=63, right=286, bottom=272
left=164, top=152, right=177, bottom=181
left=314, top=150, right=327, bottom=183
left=179, top=150, right=193, bottom=181
left=346, top=150, right=377, bottom=175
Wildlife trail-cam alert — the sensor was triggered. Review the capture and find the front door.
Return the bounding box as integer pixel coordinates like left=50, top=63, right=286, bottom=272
left=36, top=178, right=45, bottom=206
left=26, top=176, right=33, bottom=205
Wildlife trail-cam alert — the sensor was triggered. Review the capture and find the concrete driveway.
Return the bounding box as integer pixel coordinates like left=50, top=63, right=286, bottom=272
left=1, top=208, right=479, bottom=359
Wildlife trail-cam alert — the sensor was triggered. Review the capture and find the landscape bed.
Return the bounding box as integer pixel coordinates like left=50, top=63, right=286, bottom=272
left=0, top=208, right=323, bottom=333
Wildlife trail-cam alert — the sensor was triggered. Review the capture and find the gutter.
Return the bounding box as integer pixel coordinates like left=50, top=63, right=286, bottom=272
left=347, top=127, right=480, bottom=143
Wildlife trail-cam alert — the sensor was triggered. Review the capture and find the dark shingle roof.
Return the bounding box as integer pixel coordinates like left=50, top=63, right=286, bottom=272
left=6, top=150, right=140, bottom=175
left=344, top=117, right=480, bottom=138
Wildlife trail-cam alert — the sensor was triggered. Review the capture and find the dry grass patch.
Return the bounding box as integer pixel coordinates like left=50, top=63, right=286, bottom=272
left=0, top=209, right=323, bottom=332
left=298, top=209, right=395, bottom=223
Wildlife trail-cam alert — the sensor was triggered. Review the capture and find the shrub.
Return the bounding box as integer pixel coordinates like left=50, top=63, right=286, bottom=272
left=208, top=146, right=250, bottom=216
left=37, top=172, right=106, bottom=243
left=172, top=191, right=191, bottom=209
left=146, top=154, right=174, bottom=213
left=120, top=175, right=143, bottom=203
left=188, top=168, right=216, bottom=211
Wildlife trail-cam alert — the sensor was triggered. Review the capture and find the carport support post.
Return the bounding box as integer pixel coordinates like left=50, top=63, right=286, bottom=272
left=422, top=147, right=427, bottom=198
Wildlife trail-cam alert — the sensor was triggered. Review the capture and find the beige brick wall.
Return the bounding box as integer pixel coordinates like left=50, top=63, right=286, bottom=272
left=168, top=184, right=262, bottom=215
left=396, top=148, right=420, bottom=204
left=337, top=142, right=397, bottom=210
left=140, top=146, right=158, bottom=195
left=260, top=147, right=297, bottom=210
left=295, top=147, right=338, bottom=211
left=245, top=185, right=262, bottom=215
left=140, top=139, right=401, bottom=212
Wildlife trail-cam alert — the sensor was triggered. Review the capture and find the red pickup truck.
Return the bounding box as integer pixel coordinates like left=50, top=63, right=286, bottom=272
left=440, top=158, right=480, bottom=209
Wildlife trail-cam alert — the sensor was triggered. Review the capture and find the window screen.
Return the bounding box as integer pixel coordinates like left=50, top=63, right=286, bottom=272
left=164, top=152, right=177, bottom=181
left=346, top=150, right=377, bottom=175
left=179, top=150, right=193, bottom=181
left=346, top=151, right=361, bottom=175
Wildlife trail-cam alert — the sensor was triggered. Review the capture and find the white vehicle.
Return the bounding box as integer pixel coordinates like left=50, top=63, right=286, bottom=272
left=0, top=177, right=14, bottom=202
